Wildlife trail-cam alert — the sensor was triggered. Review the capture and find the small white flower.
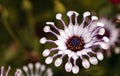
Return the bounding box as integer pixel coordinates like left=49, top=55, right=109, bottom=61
left=40, top=11, right=108, bottom=74
left=16, top=62, right=53, bottom=76
left=94, top=18, right=120, bottom=55
left=0, top=66, right=20, bottom=76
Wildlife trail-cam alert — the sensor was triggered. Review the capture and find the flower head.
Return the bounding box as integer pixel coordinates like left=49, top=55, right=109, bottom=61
left=40, top=11, right=108, bottom=74
left=0, top=66, right=20, bottom=76
left=16, top=62, right=53, bottom=76
left=94, top=18, right=120, bottom=55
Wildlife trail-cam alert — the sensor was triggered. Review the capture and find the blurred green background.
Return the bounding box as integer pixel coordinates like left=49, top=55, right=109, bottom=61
left=0, top=0, right=120, bottom=76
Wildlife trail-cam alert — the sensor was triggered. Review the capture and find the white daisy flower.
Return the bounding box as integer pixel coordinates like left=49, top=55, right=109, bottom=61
left=40, top=11, right=108, bottom=74
left=16, top=62, right=53, bottom=76
left=0, top=66, right=20, bottom=76
left=94, top=18, right=120, bottom=55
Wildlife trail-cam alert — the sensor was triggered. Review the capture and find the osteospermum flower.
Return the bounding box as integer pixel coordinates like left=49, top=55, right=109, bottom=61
left=94, top=18, right=120, bottom=55
left=16, top=62, right=53, bottom=76
left=0, top=66, right=20, bottom=76
left=40, top=11, right=108, bottom=74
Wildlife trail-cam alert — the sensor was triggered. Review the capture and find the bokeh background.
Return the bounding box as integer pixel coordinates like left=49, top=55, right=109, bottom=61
left=0, top=0, right=120, bottom=76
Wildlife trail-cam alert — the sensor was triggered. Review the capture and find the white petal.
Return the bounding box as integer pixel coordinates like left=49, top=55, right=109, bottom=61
left=55, top=40, right=65, bottom=46
left=95, top=42, right=109, bottom=49
left=40, top=37, right=47, bottom=44
left=89, top=57, right=98, bottom=65
left=77, top=26, right=83, bottom=36
left=67, top=11, right=74, bottom=17
left=64, top=50, right=71, bottom=55
left=72, top=53, right=79, bottom=60
left=46, top=68, right=53, bottom=76
left=28, top=63, right=33, bottom=70
left=74, top=11, right=79, bottom=16
left=46, top=22, right=54, bottom=25
left=54, top=57, right=63, bottom=67
left=16, top=69, right=22, bottom=76
left=65, top=62, right=72, bottom=72
left=41, top=65, right=46, bottom=72
left=45, top=57, right=53, bottom=64
left=77, top=48, right=91, bottom=56
left=88, top=22, right=97, bottom=32
left=77, top=51, right=87, bottom=56
left=23, top=66, right=28, bottom=72
left=57, top=35, right=66, bottom=42
left=55, top=40, right=67, bottom=50
left=59, top=30, right=69, bottom=39
left=57, top=44, right=67, bottom=50
left=100, top=42, right=109, bottom=49
left=43, top=26, right=51, bottom=32
left=73, top=25, right=78, bottom=36
left=35, top=62, right=41, bottom=70
left=97, top=52, right=104, bottom=61
left=102, top=37, right=109, bottom=42
left=58, top=50, right=64, bottom=54
left=82, top=59, right=90, bottom=69
left=56, top=13, right=62, bottom=20
left=115, top=47, right=120, bottom=54
left=98, top=28, right=105, bottom=35
left=42, top=49, right=50, bottom=57
left=76, top=51, right=82, bottom=56
left=91, top=16, right=98, bottom=20
left=84, top=41, right=94, bottom=48
left=97, top=22, right=104, bottom=27
left=65, top=27, right=73, bottom=37
left=83, top=11, right=90, bottom=18
left=68, top=52, right=75, bottom=58
left=82, top=28, right=91, bottom=43
left=72, top=65, right=79, bottom=74
left=83, top=36, right=91, bottom=43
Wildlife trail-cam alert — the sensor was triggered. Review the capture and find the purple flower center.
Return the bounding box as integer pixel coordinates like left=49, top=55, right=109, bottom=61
left=66, top=36, right=85, bottom=52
